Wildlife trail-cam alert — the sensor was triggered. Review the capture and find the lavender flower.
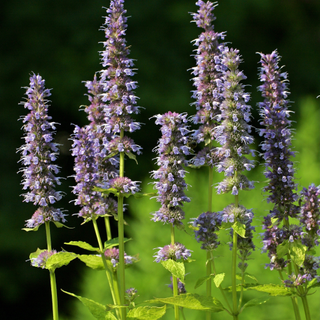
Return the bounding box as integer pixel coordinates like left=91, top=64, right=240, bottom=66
left=192, top=211, right=222, bottom=250
left=258, top=51, right=300, bottom=270
left=31, top=250, right=57, bottom=269
left=190, top=0, right=226, bottom=167
left=125, top=288, right=138, bottom=304
left=151, top=112, right=191, bottom=225
left=104, top=247, right=137, bottom=268
left=99, top=0, right=141, bottom=155
left=154, top=243, right=192, bottom=263
left=168, top=277, right=187, bottom=294
left=18, top=73, right=66, bottom=228
left=215, top=47, right=255, bottom=195
left=258, top=50, right=298, bottom=218
left=71, top=125, right=117, bottom=220
left=108, top=177, right=140, bottom=194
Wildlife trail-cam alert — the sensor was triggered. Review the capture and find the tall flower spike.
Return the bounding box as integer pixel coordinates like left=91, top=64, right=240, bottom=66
left=99, top=0, right=141, bottom=141
left=71, top=125, right=117, bottom=220
left=258, top=50, right=299, bottom=270
left=190, top=0, right=226, bottom=167
left=151, top=112, right=191, bottom=226
left=258, top=50, right=298, bottom=218
left=18, top=73, right=66, bottom=228
left=215, top=47, right=255, bottom=195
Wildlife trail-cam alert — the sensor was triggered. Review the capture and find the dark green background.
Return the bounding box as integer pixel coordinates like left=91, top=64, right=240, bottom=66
left=1, top=0, right=320, bottom=318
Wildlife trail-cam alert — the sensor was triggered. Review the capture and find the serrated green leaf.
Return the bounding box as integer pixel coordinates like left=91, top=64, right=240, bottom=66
left=65, top=241, right=100, bottom=252
left=125, top=151, right=138, bottom=164
left=149, top=293, right=225, bottom=312
left=213, top=273, right=225, bottom=288
left=78, top=254, right=104, bottom=270
left=240, top=296, right=269, bottom=312
left=62, top=290, right=117, bottom=320
left=307, top=279, right=320, bottom=289
left=161, top=260, right=185, bottom=283
left=194, top=275, right=212, bottom=289
left=46, top=252, right=77, bottom=272
left=94, top=187, right=118, bottom=196
left=276, top=241, right=289, bottom=259
left=247, top=284, right=292, bottom=296
left=127, top=306, right=166, bottom=320
left=289, top=241, right=307, bottom=267
left=104, top=237, right=132, bottom=250
left=232, top=221, right=246, bottom=238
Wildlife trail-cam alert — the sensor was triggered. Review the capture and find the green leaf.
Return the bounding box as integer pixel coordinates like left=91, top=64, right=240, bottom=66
left=133, top=192, right=157, bottom=199
left=103, top=152, right=118, bottom=161
left=127, top=306, right=166, bottom=320
left=22, top=225, right=41, bottom=232
left=276, top=240, right=289, bottom=259
left=29, top=248, right=46, bottom=260
left=307, top=278, right=320, bottom=289
left=64, top=241, right=100, bottom=252
left=247, top=284, right=292, bottom=296
left=94, top=187, right=118, bottom=196
left=240, top=296, right=269, bottom=312
left=194, top=275, right=212, bottom=289
left=161, top=260, right=185, bottom=283
left=52, top=221, right=73, bottom=229
left=125, top=151, right=138, bottom=164
left=213, top=273, right=225, bottom=288
left=232, top=221, right=246, bottom=238
left=149, top=293, right=225, bottom=312
left=78, top=254, right=104, bottom=270
left=104, top=237, right=132, bottom=250
left=289, top=241, right=307, bottom=267
left=46, top=252, right=77, bottom=272
left=62, top=290, right=117, bottom=320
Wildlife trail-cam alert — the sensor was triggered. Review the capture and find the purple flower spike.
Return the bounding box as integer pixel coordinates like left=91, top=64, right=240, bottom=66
left=215, top=47, right=255, bottom=195
left=151, top=112, right=191, bottom=225
left=154, top=243, right=191, bottom=263
left=18, top=73, right=66, bottom=228
left=192, top=211, right=222, bottom=250
left=99, top=0, right=141, bottom=141
left=258, top=50, right=298, bottom=217
left=71, top=125, right=117, bottom=220
left=190, top=1, right=226, bottom=167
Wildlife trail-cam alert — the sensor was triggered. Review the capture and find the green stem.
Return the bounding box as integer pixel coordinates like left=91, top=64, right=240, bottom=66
left=301, top=295, right=311, bottom=320
left=210, top=252, right=232, bottom=314
left=45, top=222, right=59, bottom=320
left=92, top=217, right=120, bottom=314
left=171, top=224, right=180, bottom=320
left=105, top=216, right=112, bottom=241
left=118, top=128, right=126, bottom=320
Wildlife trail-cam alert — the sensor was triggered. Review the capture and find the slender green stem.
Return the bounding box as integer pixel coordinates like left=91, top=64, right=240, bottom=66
left=92, top=217, right=120, bottom=314
left=105, top=216, right=112, bottom=241
left=208, top=166, right=213, bottom=212
left=45, top=222, right=59, bottom=320
left=210, top=252, right=232, bottom=314
left=171, top=224, right=180, bottom=320
left=301, top=295, right=311, bottom=320
left=118, top=128, right=126, bottom=320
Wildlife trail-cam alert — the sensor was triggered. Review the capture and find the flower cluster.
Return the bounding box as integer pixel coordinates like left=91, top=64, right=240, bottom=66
left=168, top=277, right=186, bottom=294
left=125, top=287, right=138, bottom=304
left=104, top=247, right=136, bottom=268
left=190, top=0, right=226, bottom=167
left=154, top=243, right=192, bottom=263
left=108, top=177, right=140, bottom=194
left=215, top=47, right=255, bottom=195
left=192, top=211, right=222, bottom=250
left=71, top=125, right=117, bottom=220
left=99, top=0, right=141, bottom=155
left=31, top=250, right=57, bottom=269
left=18, top=73, right=66, bottom=228
left=151, top=112, right=191, bottom=225
left=258, top=51, right=300, bottom=270
left=258, top=50, right=298, bottom=217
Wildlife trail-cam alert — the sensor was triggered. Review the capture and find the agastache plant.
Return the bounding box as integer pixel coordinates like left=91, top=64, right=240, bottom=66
left=19, top=1, right=320, bottom=320
left=18, top=73, right=74, bottom=320
left=258, top=50, right=320, bottom=320
left=152, top=111, right=192, bottom=320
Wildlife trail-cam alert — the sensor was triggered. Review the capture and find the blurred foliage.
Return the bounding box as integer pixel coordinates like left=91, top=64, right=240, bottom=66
left=1, top=0, right=320, bottom=319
